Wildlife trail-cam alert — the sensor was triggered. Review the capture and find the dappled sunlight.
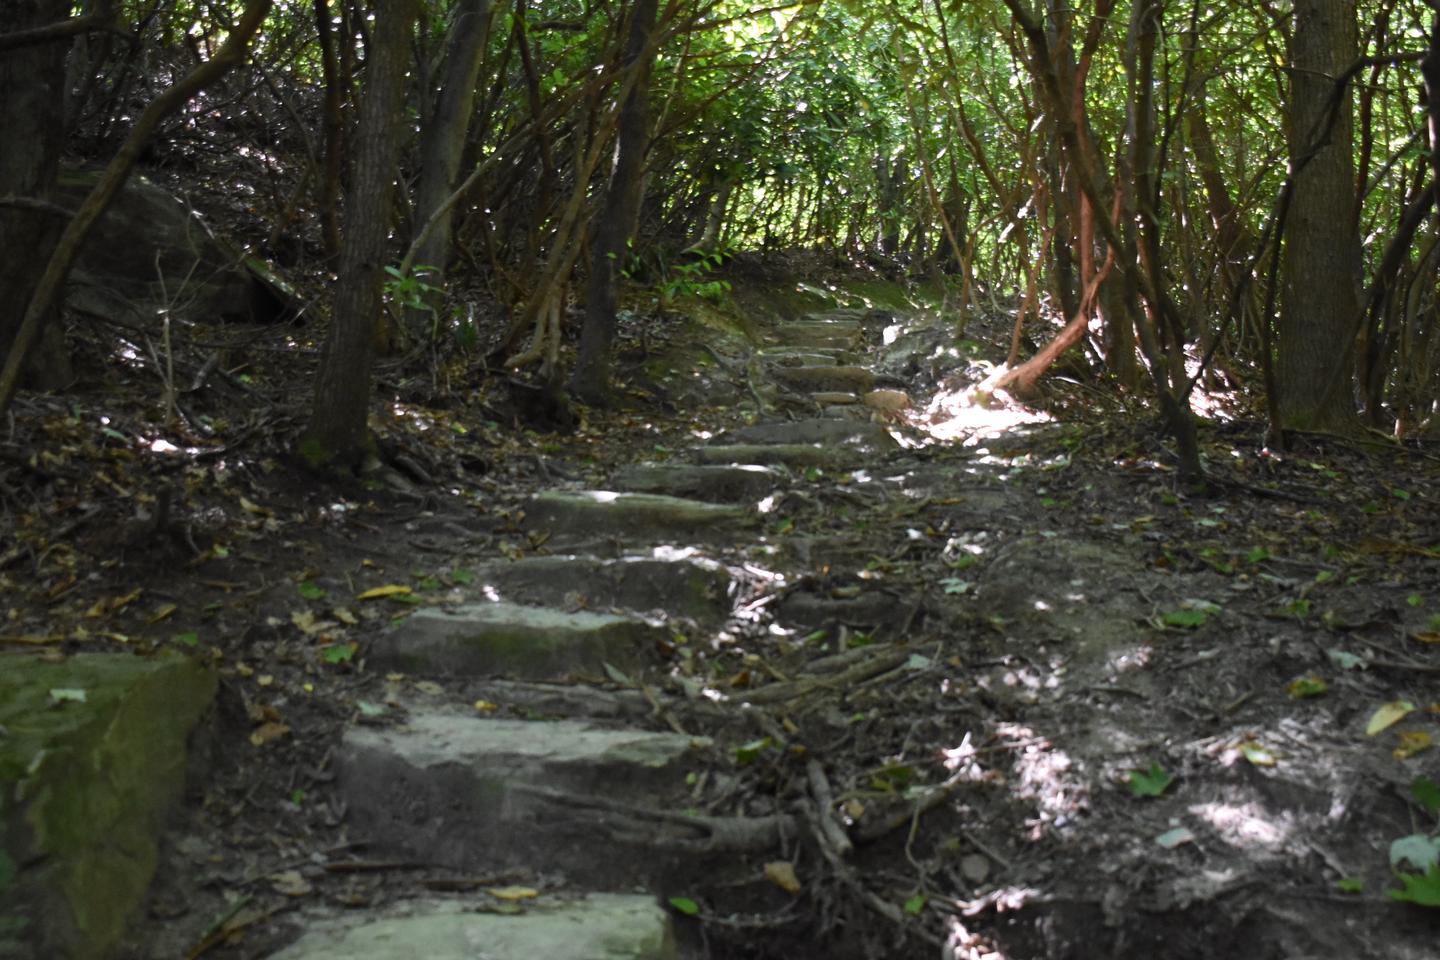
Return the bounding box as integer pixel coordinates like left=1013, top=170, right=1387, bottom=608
left=918, top=382, right=1053, bottom=444
left=1189, top=800, right=1293, bottom=852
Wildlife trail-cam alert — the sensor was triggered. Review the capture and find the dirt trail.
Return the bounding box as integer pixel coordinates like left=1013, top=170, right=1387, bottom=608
left=95, top=280, right=1440, bottom=960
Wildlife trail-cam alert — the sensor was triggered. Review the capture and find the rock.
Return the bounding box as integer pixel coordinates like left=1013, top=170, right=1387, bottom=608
left=0, top=653, right=217, bottom=960
left=57, top=169, right=297, bottom=326
left=335, top=707, right=708, bottom=884
left=757, top=347, right=852, bottom=366
left=771, top=366, right=876, bottom=393
left=475, top=553, right=736, bottom=621
left=862, top=389, right=912, bottom=414
left=608, top=463, right=784, bottom=503
left=526, top=491, right=752, bottom=541
left=692, top=444, right=855, bottom=467
left=272, top=894, right=677, bottom=960
left=809, top=392, right=860, bottom=405
left=722, top=418, right=897, bottom=450
left=769, top=322, right=861, bottom=349
left=367, top=603, right=668, bottom=679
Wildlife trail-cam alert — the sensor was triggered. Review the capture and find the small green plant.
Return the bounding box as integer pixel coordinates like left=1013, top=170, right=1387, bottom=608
left=383, top=264, right=441, bottom=314
left=657, top=250, right=731, bottom=306
left=1388, top=776, right=1440, bottom=907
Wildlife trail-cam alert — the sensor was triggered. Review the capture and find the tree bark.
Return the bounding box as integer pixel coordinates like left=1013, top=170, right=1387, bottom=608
left=568, top=0, right=660, bottom=404
left=0, top=0, right=79, bottom=393
left=401, top=0, right=491, bottom=347
left=1278, top=0, right=1362, bottom=431
left=299, top=0, right=417, bottom=474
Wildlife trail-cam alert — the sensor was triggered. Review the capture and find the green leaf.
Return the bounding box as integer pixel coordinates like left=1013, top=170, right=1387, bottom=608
left=1412, top=777, right=1440, bottom=818
left=903, top=894, right=927, bottom=914
left=1336, top=876, right=1364, bottom=894
left=356, top=700, right=387, bottom=718
left=1392, top=488, right=1412, bottom=501
left=415, top=576, right=442, bottom=592
left=939, top=577, right=972, bottom=595
left=290, top=788, right=306, bottom=807
left=1245, top=546, right=1270, bottom=563
left=1162, top=609, right=1208, bottom=628
left=1127, top=762, right=1174, bottom=798
left=1390, top=834, right=1440, bottom=872
left=1287, top=675, right=1328, bottom=698
left=1407, top=593, right=1425, bottom=608
left=668, top=896, right=700, bottom=916
left=735, top=738, right=774, bottom=765
left=48, top=688, right=87, bottom=705
left=322, top=642, right=357, bottom=664
left=1389, top=864, right=1440, bottom=907
left=450, top=568, right=475, bottom=585
left=298, top=582, right=326, bottom=600
left=174, top=631, right=200, bottom=647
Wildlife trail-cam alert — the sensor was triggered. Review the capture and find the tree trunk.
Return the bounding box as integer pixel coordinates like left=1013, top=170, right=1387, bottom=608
left=402, top=0, right=491, bottom=348
left=0, top=0, right=77, bottom=392
left=299, top=0, right=417, bottom=474
left=568, top=0, right=659, bottom=405
left=1278, top=0, right=1362, bottom=432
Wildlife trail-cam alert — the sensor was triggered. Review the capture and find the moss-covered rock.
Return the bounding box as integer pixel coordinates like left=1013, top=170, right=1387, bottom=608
left=0, top=653, right=217, bottom=960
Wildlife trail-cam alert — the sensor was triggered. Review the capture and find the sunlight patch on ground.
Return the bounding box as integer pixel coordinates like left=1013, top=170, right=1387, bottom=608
left=1190, top=801, right=1292, bottom=851
left=993, top=722, right=1088, bottom=836
left=917, top=382, right=1052, bottom=444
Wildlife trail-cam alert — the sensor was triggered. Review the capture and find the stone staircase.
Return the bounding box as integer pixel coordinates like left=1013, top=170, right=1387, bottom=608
left=272, top=306, right=911, bottom=958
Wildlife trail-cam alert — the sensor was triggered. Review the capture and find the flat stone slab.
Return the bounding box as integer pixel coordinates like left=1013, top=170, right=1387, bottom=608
left=526, top=490, right=752, bottom=541
left=273, top=894, right=676, bottom=960
left=809, top=391, right=860, bottom=405
left=476, top=553, right=735, bottom=621
left=758, top=347, right=853, bottom=366
left=768, top=323, right=861, bottom=349
left=337, top=708, right=708, bottom=883
left=772, top=365, right=876, bottom=393
left=1, top=653, right=216, bottom=960
left=368, top=602, right=667, bottom=679
left=722, top=418, right=897, bottom=450
left=693, top=443, right=858, bottom=467
left=609, top=463, right=783, bottom=503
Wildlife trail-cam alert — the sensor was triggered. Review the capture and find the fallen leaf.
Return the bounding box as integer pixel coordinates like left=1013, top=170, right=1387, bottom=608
left=249, top=722, right=291, bottom=747
left=333, top=606, right=359, bottom=625
left=1155, top=826, right=1195, bottom=849
left=269, top=871, right=312, bottom=897
left=484, top=886, right=539, bottom=901
left=1240, top=741, right=1277, bottom=767
left=1394, top=730, right=1433, bottom=760
left=357, top=584, right=412, bottom=600
left=239, top=496, right=273, bottom=518
left=763, top=861, right=801, bottom=895
left=147, top=603, right=178, bottom=624
left=1366, top=700, right=1416, bottom=736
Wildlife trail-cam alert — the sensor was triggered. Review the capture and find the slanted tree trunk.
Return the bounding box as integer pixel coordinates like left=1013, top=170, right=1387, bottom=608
left=568, top=0, right=659, bottom=405
left=299, top=0, right=417, bottom=475
left=0, top=0, right=79, bottom=393
left=1278, top=0, right=1362, bottom=432
left=400, top=0, right=491, bottom=348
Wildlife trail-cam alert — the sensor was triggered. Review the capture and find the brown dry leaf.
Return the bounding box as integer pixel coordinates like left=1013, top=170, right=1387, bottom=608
left=484, top=886, right=539, bottom=901
left=249, top=722, right=291, bottom=747
left=238, top=496, right=273, bottom=518
left=763, top=861, right=801, bottom=895
left=333, top=606, right=359, bottom=625
left=269, top=870, right=313, bottom=897
left=147, top=603, right=177, bottom=624
left=357, top=584, right=412, bottom=600
left=1410, top=631, right=1440, bottom=645
left=1394, top=730, right=1433, bottom=760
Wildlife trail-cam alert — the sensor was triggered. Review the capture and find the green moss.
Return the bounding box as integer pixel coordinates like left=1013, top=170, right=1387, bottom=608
left=0, top=653, right=217, bottom=959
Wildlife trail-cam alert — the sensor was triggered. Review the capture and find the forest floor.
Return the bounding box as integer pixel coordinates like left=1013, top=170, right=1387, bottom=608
left=6, top=252, right=1440, bottom=959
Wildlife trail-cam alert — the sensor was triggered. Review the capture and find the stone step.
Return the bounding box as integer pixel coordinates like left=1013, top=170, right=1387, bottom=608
left=367, top=602, right=669, bottom=680
left=768, top=323, right=861, bottom=349
left=2, top=653, right=216, bottom=960
left=771, top=365, right=875, bottom=393
left=272, top=894, right=677, bottom=960
left=757, top=346, right=856, bottom=366
left=693, top=443, right=858, bottom=468
left=808, top=391, right=860, bottom=405
left=475, top=553, right=736, bottom=621
left=335, top=706, right=709, bottom=887
left=526, top=490, right=752, bottom=543
left=720, top=418, right=897, bottom=450
left=608, top=463, right=783, bottom=503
